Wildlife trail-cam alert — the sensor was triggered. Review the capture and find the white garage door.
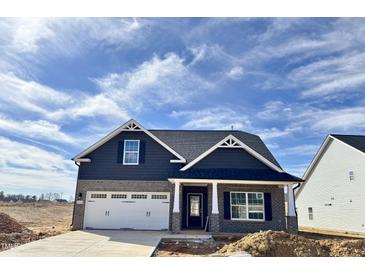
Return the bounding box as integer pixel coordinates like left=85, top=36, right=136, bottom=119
left=83, top=191, right=170, bottom=230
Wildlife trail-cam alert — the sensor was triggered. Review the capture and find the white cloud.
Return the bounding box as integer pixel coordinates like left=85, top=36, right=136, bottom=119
left=0, top=73, right=72, bottom=115
left=227, top=66, right=244, bottom=80
left=289, top=52, right=365, bottom=97
left=278, top=144, right=318, bottom=156
left=48, top=94, right=130, bottom=121
left=256, top=101, right=294, bottom=120
left=0, top=115, right=75, bottom=145
left=284, top=163, right=309, bottom=177
left=9, top=18, right=55, bottom=53
left=0, top=137, right=76, bottom=194
left=311, top=107, right=365, bottom=131
left=94, top=53, right=212, bottom=112
left=255, top=126, right=301, bottom=140
left=171, top=107, right=251, bottom=130
left=257, top=100, right=365, bottom=135
left=0, top=18, right=146, bottom=56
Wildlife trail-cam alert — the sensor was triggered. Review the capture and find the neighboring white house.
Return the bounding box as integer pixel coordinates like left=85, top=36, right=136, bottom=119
left=296, top=134, right=365, bottom=234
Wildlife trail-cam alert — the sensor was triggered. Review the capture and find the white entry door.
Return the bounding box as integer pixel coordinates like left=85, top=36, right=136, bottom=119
left=83, top=191, right=170, bottom=230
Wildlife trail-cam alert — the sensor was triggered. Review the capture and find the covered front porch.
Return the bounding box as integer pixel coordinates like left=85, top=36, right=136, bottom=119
left=169, top=178, right=298, bottom=234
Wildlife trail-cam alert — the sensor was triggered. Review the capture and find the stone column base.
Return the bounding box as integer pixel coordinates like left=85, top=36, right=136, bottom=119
left=172, top=212, right=181, bottom=233
left=209, top=213, right=220, bottom=233
left=286, top=216, right=298, bottom=234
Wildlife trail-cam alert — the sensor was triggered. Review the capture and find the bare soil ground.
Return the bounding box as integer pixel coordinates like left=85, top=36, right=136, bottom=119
left=153, top=231, right=365, bottom=257
left=0, top=202, right=73, bottom=252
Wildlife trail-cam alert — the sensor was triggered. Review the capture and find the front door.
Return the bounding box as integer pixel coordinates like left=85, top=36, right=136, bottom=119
left=187, top=193, right=203, bottom=228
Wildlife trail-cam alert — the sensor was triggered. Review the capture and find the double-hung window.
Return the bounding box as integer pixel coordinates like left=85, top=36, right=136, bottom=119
left=231, top=192, right=265, bottom=221
left=123, top=140, right=140, bottom=165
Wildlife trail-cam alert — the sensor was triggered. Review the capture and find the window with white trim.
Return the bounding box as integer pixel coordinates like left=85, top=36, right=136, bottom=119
left=231, top=192, right=264, bottom=221
left=123, top=140, right=140, bottom=165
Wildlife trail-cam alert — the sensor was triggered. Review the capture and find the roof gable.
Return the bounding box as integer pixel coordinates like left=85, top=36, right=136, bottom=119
left=297, top=134, right=365, bottom=198
left=179, top=135, right=283, bottom=172
left=150, top=130, right=281, bottom=167
left=72, top=119, right=186, bottom=163
left=331, top=134, right=365, bottom=155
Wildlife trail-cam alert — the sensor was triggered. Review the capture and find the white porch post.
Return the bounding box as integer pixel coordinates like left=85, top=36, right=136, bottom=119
left=287, top=184, right=296, bottom=216
left=212, top=182, right=219, bottom=214
left=173, top=182, right=180, bottom=213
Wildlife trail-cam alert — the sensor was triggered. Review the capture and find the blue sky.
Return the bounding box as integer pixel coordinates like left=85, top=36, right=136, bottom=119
left=1, top=18, right=365, bottom=198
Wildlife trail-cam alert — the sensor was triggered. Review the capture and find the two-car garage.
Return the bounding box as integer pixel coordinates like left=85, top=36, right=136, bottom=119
left=83, top=191, right=170, bottom=230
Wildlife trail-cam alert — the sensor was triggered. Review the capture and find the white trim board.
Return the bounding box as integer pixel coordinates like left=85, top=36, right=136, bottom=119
left=168, top=178, right=297, bottom=185
left=180, top=134, right=283, bottom=173
left=72, top=119, right=186, bottom=163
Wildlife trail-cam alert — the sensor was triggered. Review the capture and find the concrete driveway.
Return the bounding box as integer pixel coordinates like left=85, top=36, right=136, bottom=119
left=0, top=230, right=167, bottom=257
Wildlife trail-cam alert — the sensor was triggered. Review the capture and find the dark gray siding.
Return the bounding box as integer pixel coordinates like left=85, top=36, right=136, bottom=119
left=192, top=148, right=271, bottom=170
left=78, top=131, right=181, bottom=180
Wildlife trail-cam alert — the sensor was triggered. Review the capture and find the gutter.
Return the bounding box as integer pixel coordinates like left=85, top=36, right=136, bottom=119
left=70, top=161, right=80, bottom=228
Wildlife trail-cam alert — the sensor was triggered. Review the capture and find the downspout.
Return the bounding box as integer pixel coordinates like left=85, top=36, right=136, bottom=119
left=70, top=161, right=80, bottom=228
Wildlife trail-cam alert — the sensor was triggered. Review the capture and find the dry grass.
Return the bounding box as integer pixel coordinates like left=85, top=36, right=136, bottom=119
left=0, top=202, right=73, bottom=234
left=299, top=226, right=365, bottom=239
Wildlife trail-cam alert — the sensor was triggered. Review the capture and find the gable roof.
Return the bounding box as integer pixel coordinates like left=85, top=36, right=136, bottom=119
left=72, top=119, right=283, bottom=173
left=72, top=119, right=186, bottom=163
left=150, top=130, right=281, bottom=168
left=331, top=134, right=365, bottom=154
left=297, top=134, right=365, bottom=197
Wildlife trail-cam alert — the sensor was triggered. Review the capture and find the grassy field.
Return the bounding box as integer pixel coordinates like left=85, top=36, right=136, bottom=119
left=0, top=202, right=73, bottom=234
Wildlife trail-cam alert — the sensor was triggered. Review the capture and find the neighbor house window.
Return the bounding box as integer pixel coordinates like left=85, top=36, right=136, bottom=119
left=231, top=192, right=264, bottom=221
left=308, top=207, right=313, bottom=220
left=349, top=171, right=355, bottom=182
left=123, top=140, right=140, bottom=165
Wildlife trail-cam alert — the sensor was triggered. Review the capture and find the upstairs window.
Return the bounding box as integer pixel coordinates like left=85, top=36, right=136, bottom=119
left=349, top=171, right=355, bottom=182
left=123, top=140, right=140, bottom=165
left=308, top=207, right=313, bottom=220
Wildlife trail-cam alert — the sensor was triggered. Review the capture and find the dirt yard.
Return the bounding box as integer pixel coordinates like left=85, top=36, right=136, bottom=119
left=153, top=231, right=365, bottom=257
left=0, top=202, right=73, bottom=252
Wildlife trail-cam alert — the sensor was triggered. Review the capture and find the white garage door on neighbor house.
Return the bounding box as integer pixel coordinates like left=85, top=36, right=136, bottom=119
left=83, top=192, right=170, bottom=230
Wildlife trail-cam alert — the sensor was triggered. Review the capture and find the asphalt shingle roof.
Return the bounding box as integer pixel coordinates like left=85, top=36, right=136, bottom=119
left=150, top=130, right=281, bottom=168
left=331, top=134, right=365, bottom=154
left=170, top=168, right=303, bottom=182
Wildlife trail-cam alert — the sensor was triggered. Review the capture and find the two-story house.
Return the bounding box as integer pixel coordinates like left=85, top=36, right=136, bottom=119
left=296, top=134, right=365, bottom=234
left=71, top=119, right=301, bottom=233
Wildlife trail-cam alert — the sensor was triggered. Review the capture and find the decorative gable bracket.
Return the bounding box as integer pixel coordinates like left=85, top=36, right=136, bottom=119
left=219, top=137, right=242, bottom=148
left=122, top=121, right=142, bottom=131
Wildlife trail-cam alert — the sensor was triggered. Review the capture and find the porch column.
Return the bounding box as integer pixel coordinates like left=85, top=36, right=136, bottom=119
left=212, top=182, right=219, bottom=214
left=173, top=182, right=180, bottom=213
left=172, top=181, right=181, bottom=233
left=287, top=184, right=296, bottom=216
left=286, top=184, right=298, bottom=234
left=210, top=182, right=220, bottom=232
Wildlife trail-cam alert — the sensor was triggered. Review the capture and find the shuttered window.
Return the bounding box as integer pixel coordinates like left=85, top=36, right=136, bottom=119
left=123, top=140, right=140, bottom=165
left=230, top=192, right=265, bottom=221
